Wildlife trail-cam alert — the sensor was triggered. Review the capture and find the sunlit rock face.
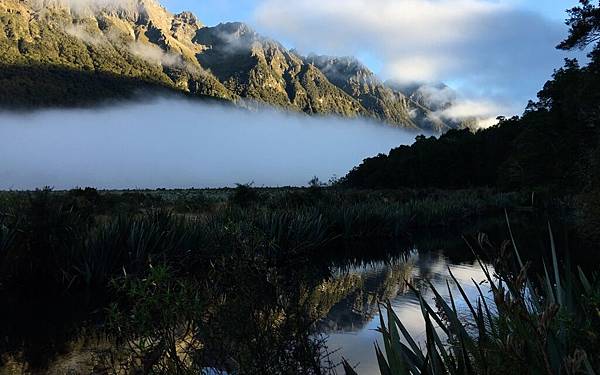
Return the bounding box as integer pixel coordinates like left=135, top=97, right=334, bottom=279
left=306, top=54, right=448, bottom=130
left=0, top=0, right=461, bottom=131
left=27, top=0, right=157, bottom=20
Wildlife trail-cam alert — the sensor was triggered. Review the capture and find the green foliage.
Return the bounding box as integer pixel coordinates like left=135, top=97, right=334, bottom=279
left=0, top=187, right=524, bottom=285
left=106, top=265, right=205, bottom=374
left=575, top=186, right=600, bottom=244
left=0, top=188, right=347, bottom=373
left=0, top=212, right=16, bottom=264
left=0, top=187, right=590, bottom=373
left=0, top=64, right=178, bottom=108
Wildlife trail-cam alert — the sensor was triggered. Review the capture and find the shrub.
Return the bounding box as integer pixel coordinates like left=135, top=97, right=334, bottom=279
left=229, top=183, right=260, bottom=207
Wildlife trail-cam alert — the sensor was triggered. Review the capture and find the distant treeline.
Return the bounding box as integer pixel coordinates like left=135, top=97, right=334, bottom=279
left=344, top=32, right=600, bottom=193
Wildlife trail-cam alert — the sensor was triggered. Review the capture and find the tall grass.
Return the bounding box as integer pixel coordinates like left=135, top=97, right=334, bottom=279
left=0, top=212, right=16, bottom=263
left=345, top=221, right=600, bottom=375
left=0, top=188, right=538, bottom=293
left=0, top=197, right=341, bottom=373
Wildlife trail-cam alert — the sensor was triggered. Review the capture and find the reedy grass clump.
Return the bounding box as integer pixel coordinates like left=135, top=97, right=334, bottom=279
left=70, top=211, right=198, bottom=288
left=0, top=193, right=341, bottom=373
left=104, top=265, right=206, bottom=374
left=345, top=221, right=600, bottom=375
left=0, top=212, right=16, bottom=256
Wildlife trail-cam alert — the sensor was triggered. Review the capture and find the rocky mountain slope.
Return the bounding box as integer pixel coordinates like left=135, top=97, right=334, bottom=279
left=0, top=0, right=454, bottom=131
left=305, top=54, right=451, bottom=131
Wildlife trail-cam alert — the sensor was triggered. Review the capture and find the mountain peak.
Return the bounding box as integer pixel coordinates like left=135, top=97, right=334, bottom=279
left=194, top=22, right=260, bottom=47
left=306, top=54, right=371, bottom=74
left=305, top=54, right=378, bottom=88
left=175, top=11, right=200, bottom=27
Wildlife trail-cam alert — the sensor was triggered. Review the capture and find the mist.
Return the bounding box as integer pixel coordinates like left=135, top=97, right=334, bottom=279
left=0, top=98, right=416, bottom=190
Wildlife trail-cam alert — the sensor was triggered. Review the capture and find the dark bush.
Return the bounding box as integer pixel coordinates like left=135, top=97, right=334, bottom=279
left=229, top=183, right=260, bottom=207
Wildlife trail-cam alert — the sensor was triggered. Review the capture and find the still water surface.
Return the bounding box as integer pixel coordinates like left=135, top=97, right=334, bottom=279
left=320, top=250, right=491, bottom=374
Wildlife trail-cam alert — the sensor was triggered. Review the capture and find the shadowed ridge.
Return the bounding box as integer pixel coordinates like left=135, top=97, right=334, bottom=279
left=0, top=64, right=232, bottom=109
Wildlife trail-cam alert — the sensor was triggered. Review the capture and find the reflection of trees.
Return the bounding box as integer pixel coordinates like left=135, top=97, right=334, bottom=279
left=312, top=258, right=415, bottom=333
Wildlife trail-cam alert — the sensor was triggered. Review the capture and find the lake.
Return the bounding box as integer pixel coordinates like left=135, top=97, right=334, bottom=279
left=320, top=250, right=491, bottom=374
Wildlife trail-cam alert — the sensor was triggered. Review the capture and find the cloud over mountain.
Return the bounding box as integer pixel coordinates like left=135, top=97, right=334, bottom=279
left=253, top=0, right=580, bottom=116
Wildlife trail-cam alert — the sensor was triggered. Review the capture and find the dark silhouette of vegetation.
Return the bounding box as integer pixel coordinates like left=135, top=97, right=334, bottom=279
left=343, top=120, right=522, bottom=189
left=558, top=0, right=600, bottom=50
left=0, top=186, right=591, bottom=373
left=229, top=183, right=260, bottom=207
left=1, top=187, right=527, bottom=373
left=0, top=186, right=593, bottom=373
left=0, top=189, right=339, bottom=373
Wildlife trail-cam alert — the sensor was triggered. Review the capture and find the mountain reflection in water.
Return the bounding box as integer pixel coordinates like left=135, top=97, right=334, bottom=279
left=319, top=250, right=491, bottom=375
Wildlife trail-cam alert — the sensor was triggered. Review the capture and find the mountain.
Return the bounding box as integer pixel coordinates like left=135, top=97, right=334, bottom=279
left=0, top=0, right=455, bottom=131
left=193, top=23, right=367, bottom=118
left=387, top=81, right=479, bottom=130
left=305, top=54, right=451, bottom=131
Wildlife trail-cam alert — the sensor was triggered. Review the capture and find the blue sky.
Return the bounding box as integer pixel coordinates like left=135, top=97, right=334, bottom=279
left=162, top=0, right=578, bottom=26
left=522, top=0, right=577, bottom=20
left=161, top=0, right=256, bottom=25
left=160, top=0, right=586, bottom=123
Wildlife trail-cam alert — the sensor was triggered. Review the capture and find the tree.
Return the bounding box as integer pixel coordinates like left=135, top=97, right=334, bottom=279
left=558, top=0, right=600, bottom=50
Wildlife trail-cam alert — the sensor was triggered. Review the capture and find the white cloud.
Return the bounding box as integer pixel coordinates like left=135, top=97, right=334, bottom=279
left=129, top=41, right=188, bottom=69
left=387, top=56, right=451, bottom=84
left=253, top=0, right=577, bottom=117
left=65, top=24, right=109, bottom=45
left=254, top=0, right=507, bottom=83
left=439, top=99, right=504, bottom=128
left=414, top=83, right=505, bottom=128
left=415, top=84, right=457, bottom=109
left=440, top=100, right=501, bottom=120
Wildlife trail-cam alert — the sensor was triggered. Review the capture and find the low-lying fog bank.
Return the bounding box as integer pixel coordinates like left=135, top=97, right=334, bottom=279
left=0, top=98, right=417, bottom=190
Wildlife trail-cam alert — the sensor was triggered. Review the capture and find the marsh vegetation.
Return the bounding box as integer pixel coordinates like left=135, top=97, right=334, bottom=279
left=0, top=185, right=594, bottom=374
